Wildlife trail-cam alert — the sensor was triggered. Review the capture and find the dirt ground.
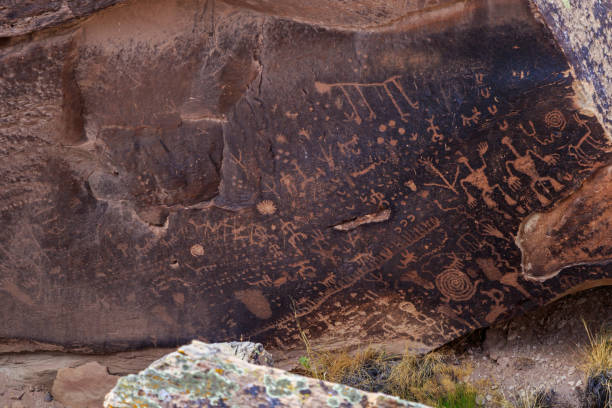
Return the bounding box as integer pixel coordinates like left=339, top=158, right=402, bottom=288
left=454, top=285, right=612, bottom=407
left=0, top=285, right=610, bottom=408
left=0, top=381, right=64, bottom=408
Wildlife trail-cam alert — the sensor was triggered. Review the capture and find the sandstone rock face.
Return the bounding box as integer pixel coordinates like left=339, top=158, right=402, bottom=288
left=0, top=0, right=610, bottom=355
left=52, top=361, right=119, bottom=408
left=517, top=164, right=612, bottom=281
left=104, top=340, right=429, bottom=408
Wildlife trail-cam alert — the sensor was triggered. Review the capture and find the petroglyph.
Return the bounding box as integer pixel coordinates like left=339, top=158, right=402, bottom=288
left=501, top=135, right=564, bottom=206
left=315, top=75, right=418, bottom=124
left=568, top=113, right=611, bottom=167
left=457, top=143, right=517, bottom=209
left=436, top=268, right=478, bottom=302
left=256, top=200, right=277, bottom=215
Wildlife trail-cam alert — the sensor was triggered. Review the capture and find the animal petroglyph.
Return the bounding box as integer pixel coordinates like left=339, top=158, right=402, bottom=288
left=568, top=113, right=610, bottom=166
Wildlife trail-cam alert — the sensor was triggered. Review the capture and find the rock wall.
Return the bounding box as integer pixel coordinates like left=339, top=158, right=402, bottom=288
left=0, top=0, right=610, bottom=355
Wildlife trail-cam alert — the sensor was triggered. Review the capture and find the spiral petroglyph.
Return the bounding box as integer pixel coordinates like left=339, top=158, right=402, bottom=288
left=544, top=109, right=566, bottom=130
left=435, top=268, right=477, bottom=301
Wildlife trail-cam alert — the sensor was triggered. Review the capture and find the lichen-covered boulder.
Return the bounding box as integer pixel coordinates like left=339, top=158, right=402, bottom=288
left=103, top=341, right=430, bottom=408
left=215, top=341, right=274, bottom=366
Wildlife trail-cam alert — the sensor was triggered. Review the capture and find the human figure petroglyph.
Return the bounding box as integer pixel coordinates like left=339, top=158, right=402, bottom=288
left=315, top=75, right=419, bottom=124
left=501, top=135, right=563, bottom=206
left=456, top=142, right=517, bottom=208
left=279, top=219, right=306, bottom=255
left=426, top=115, right=444, bottom=142
left=279, top=172, right=298, bottom=197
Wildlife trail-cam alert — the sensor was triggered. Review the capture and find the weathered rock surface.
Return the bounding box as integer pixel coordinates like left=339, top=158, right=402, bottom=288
left=0, top=0, right=126, bottom=37
left=0, top=347, right=173, bottom=387
left=0, top=0, right=610, bottom=356
left=52, top=361, right=119, bottom=408
left=533, top=0, right=612, bottom=136
left=104, top=340, right=429, bottom=407
left=517, top=164, right=612, bottom=281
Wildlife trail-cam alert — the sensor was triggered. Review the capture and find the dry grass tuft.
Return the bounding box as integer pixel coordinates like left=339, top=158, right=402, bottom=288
left=300, top=346, right=394, bottom=390
left=293, top=305, right=477, bottom=406
left=503, top=387, right=555, bottom=408
left=581, top=320, right=612, bottom=378
left=386, top=349, right=473, bottom=405
left=580, top=320, right=611, bottom=408
left=293, top=305, right=394, bottom=390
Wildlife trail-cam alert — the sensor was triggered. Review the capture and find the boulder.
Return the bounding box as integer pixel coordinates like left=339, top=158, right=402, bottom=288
left=52, top=361, right=119, bottom=408
left=104, top=340, right=430, bottom=407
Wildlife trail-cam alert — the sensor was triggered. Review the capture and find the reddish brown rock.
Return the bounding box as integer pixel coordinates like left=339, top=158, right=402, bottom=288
left=51, top=362, right=119, bottom=408
left=517, top=164, right=612, bottom=281
left=0, top=0, right=610, bottom=357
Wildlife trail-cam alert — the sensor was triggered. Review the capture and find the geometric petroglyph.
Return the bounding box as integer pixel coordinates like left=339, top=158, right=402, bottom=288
left=436, top=268, right=478, bottom=302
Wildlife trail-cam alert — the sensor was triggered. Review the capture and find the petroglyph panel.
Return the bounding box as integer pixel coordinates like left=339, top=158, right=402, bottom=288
left=0, top=0, right=610, bottom=354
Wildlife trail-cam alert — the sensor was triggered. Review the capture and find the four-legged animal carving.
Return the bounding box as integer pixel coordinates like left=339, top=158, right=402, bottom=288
left=568, top=113, right=609, bottom=166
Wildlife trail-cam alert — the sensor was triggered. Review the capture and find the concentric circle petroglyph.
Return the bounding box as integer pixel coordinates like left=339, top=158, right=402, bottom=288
left=435, top=268, right=476, bottom=301
left=544, top=109, right=566, bottom=129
